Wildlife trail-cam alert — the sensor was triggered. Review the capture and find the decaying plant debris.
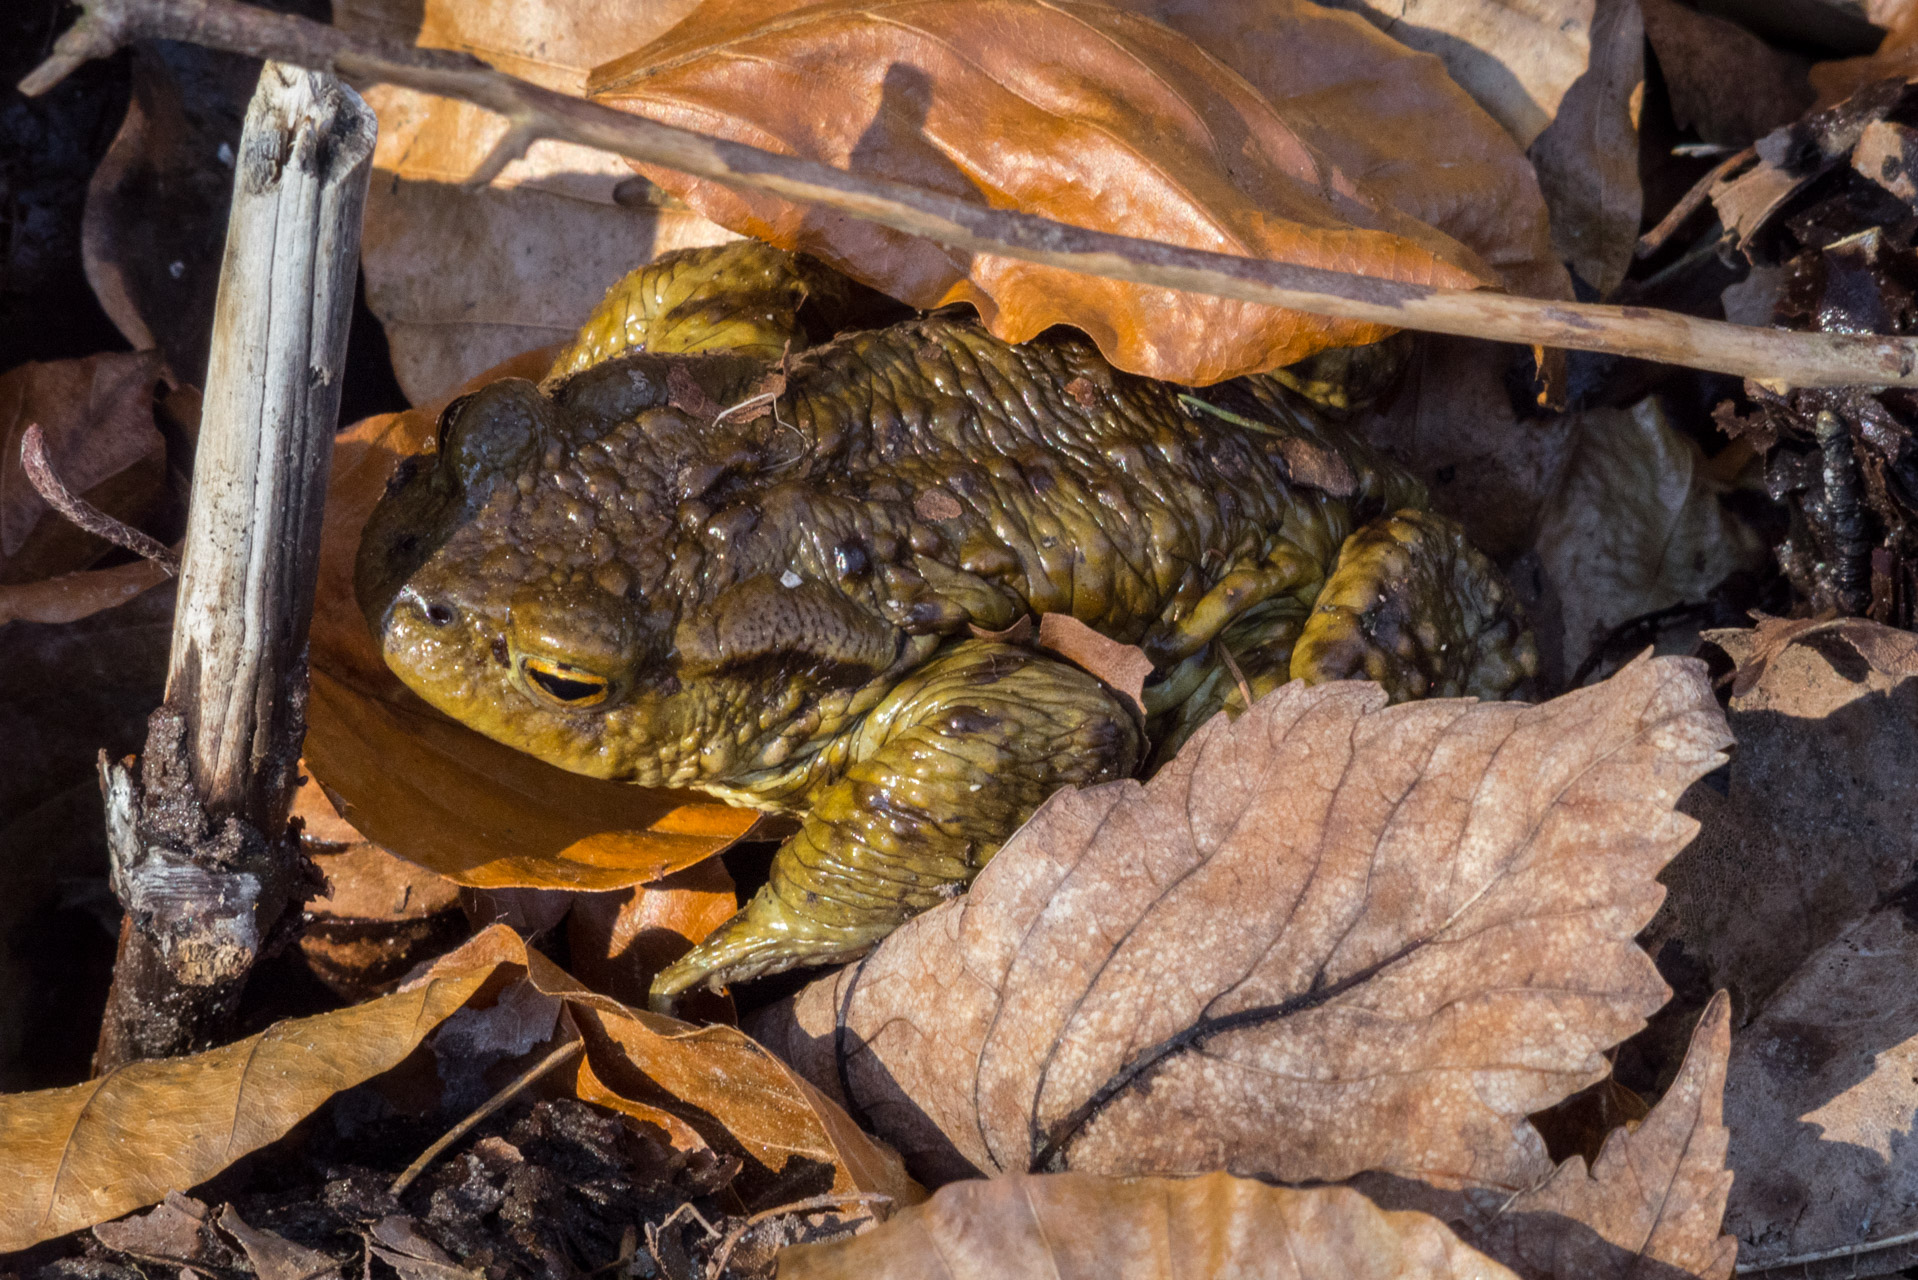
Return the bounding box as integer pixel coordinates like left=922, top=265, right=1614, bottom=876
left=10, top=0, right=1918, bottom=1276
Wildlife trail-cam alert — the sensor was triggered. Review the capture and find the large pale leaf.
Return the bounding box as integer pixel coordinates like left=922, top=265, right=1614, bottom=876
left=305, top=363, right=757, bottom=891
left=1360, top=993, right=1737, bottom=1280
left=780, top=1173, right=1522, bottom=1280
left=591, top=0, right=1495, bottom=386
left=751, top=656, right=1729, bottom=1186
left=0, top=964, right=494, bottom=1251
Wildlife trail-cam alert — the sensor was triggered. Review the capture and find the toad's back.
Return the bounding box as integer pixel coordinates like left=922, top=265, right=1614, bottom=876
left=664, top=315, right=1423, bottom=670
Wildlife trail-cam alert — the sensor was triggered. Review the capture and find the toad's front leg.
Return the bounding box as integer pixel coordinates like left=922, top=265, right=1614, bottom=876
left=651, top=640, right=1143, bottom=1004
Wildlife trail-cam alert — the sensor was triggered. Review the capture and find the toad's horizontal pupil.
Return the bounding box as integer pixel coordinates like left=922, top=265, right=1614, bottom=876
left=526, top=666, right=606, bottom=703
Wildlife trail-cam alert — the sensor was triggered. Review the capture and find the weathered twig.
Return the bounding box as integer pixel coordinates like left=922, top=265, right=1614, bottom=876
left=93, top=63, right=377, bottom=1072
left=390, top=1036, right=585, bottom=1196
left=20, top=0, right=1918, bottom=390
left=19, top=423, right=181, bottom=574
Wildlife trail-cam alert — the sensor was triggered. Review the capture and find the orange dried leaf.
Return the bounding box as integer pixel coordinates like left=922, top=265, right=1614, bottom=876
left=306, top=364, right=757, bottom=892
left=568, top=859, right=741, bottom=1012
left=780, top=1172, right=1522, bottom=1280
left=417, top=927, right=924, bottom=1209
left=337, top=0, right=738, bottom=402
left=752, top=656, right=1729, bottom=1187
left=591, top=0, right=1496, bottom=385
left=1131, top=0, right=1571, bottom=306
left=0, top=963, right=496, bottom=1251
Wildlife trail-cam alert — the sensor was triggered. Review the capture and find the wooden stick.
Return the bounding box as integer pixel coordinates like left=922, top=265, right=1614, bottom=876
left=389, top=1037, right=584, bottom=1196
left=93, top=63, right=377, bottom=1072
left=19, top=0, right=1918, bottom=390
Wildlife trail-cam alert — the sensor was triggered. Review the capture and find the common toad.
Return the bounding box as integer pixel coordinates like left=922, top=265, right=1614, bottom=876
left=357, top=241, right=1535, bottom=1002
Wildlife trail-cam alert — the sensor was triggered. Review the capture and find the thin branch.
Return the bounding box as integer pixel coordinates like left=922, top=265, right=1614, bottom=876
left=22, top=0, right=1918, bottom=389
left=390, top=1036, right=585, bottom=1196
left=19, top=424, right=180, bottom=574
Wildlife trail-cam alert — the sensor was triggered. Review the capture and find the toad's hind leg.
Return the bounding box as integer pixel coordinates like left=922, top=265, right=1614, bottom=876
left=1291, top=509, right=1538, bottom=699
left=650, top=641, right=1143, bottom=1004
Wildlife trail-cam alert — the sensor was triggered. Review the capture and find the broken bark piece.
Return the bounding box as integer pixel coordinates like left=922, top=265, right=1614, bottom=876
left=93, top=63, right=377, bottom=1072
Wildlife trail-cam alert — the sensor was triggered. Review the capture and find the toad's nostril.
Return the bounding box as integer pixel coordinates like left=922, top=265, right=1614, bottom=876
left=423, top=600, right=456, bottom=627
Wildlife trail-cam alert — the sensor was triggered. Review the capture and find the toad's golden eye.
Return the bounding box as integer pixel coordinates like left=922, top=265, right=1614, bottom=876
left=520, top=655, right=612, bottom=708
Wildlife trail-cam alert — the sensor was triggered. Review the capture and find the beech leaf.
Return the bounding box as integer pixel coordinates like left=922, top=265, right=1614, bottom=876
left=779, top=1172, right=1523, bottom=1280
left=0, top=963, right=495, bottom=1251
left=592, top=0, right=1496, bottom=386
left=1130, top=0, right=1571, bottom=307
left=751, top=655, right=1730, bottom=1187
left=305, top=367, right=758, bottom=892
left=0, top=559, right=173, bottom=627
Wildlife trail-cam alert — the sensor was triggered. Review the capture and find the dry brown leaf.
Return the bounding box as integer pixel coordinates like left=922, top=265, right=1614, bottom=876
left=0, top=352, right=167, bottom=583
left=1723, top=905, right=1918, bottom=1277
left=304, top=669, right=752, bottom=890
left=91, top=1194, right=223, bottom=1270
left=219, top=1207, right=342, bottom=1280
left=304, top=362, right=757, bottom=892
left=0, top=558, right=172, bottom=627
left=336, top=0, right=737, bottom=403
left=1036, top=613, right=1153, bottom=717
left=414, top=927, right=923, bottom=1209
left=296, top=772, right=462, bottom=922
left=751, top=655, right=1729, bottom=1187
left=1311, top=0, right=1595, bottom=147
left=0, top=962, right=495, bottom=1251
left=780, top=1172, right=1524, bottom=1280
left=567, top=859, right=740, bottom=1013
left=592, top=0, right=1496, bottom=386
left=1466, top=993, right=1737, bottom=1280
left=1642, top=0, right=1813, bottom=147
left=1530, top=397, right=1765, bottom=679
left=1526, top=0, right=1645, bottom=295
left=1724, top=612, right=1918, bottom=696
left=1082, top=0, right=1573, bottom=307
left=1644, top=623, right=1918, bottom=1021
